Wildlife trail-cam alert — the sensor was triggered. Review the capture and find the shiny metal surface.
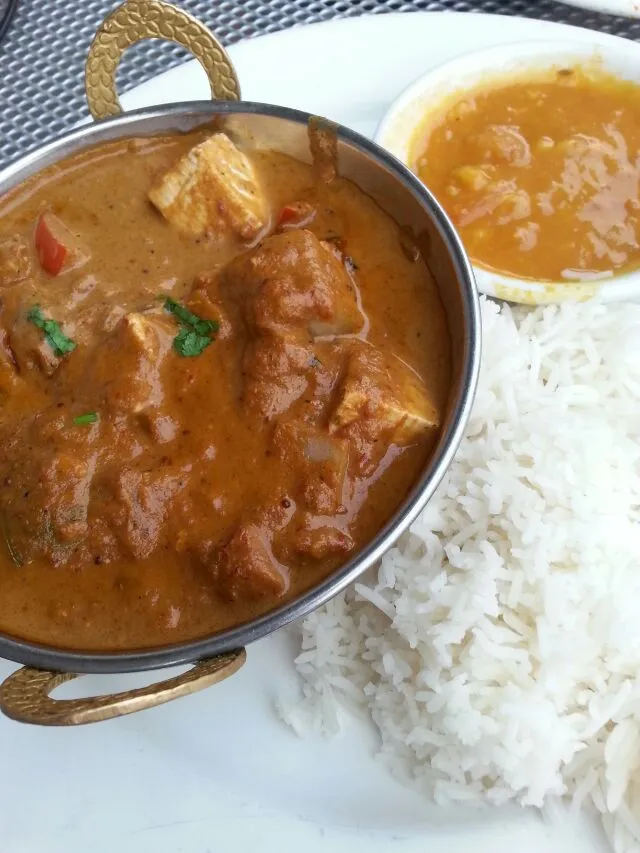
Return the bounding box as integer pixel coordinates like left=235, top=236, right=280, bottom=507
left=0, top=651, right=246, bottom=725
left=1, top=1, right=640, bottom=168
left=0, top=0, right=18, bottom=43
left=0, top=102, right=480, bottom=674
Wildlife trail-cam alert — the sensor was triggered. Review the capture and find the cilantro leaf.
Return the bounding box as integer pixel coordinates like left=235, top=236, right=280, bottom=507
left=164, top=298, right=219, bottom=336
left=173, top=326, right=213, bottom=358
left=163, top=297, right=219, bottom=357
left=27, top=305, right=76, bottom=357
left=73, top=412, right=99, bottom=426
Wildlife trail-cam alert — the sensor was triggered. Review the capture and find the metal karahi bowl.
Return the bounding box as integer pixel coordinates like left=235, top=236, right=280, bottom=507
left=0, top=0, right=480, bottom=725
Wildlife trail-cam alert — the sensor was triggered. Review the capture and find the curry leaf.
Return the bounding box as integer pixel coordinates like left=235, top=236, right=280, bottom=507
left=27, top=305, right=76, bottom=357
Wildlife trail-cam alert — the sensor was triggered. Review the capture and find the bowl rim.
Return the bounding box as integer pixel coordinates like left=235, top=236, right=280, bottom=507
left=0, top=100, right=481, bottom=673
left=374, top=37, right=640, bottom=306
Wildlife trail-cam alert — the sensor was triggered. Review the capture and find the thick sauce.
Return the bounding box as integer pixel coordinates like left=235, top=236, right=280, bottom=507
left=414, top=66, right=640, bottom=282
left=0, top=129, right=450, bottom=651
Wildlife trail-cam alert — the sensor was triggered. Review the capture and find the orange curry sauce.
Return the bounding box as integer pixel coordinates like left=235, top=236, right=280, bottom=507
left=0, top=130, right=450, bottom=651
left=414, top=66, right=640, bottom=282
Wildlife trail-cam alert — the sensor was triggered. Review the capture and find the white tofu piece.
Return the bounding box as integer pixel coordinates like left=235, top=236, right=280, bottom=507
left=90, top=310, right=174, bottom=415
left=148, top=133, right=268, bottom=241
left=330, top=342, right=440, bottom=446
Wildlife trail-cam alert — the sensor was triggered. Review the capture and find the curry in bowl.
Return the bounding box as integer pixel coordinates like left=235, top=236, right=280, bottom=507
left=0, top=126, right=450, bottom=651
left=413, top=63, right=640, bottom=284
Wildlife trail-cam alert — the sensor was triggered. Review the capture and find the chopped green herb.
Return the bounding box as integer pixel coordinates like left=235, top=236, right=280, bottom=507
left=164, top=298, right=218, bottom=337
left=163, top=297, right=219, bottom=358
left=73, top=412, right=99, bottom=426
left=173, top=326, right=213, bottom=357
left=27, top=305, right=76, bottom=357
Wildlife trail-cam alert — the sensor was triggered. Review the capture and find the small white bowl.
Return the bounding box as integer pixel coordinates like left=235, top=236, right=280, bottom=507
left=376, top=39, right=640, bottom=305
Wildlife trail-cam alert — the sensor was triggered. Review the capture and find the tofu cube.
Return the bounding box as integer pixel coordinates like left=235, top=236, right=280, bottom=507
left=148, top=133, right=268, bottom=241
left=90, top=310, right=174, bottom=415
left=330, top=342, right=440, bottom=454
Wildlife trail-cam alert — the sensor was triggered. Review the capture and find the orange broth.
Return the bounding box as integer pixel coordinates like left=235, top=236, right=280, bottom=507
left=413, top=66, right=640, bottom=282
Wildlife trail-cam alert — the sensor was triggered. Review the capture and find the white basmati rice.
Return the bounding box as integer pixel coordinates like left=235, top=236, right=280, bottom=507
left=279, top=297, right=640, bottom=852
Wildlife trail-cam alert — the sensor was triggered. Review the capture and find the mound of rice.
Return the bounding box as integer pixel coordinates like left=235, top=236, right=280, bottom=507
left=279, top=298, right=640, bottom=853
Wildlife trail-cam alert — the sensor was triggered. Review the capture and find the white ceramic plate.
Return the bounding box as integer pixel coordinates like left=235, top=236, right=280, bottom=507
left=557, top=0, right=640, bottom=17
left=0, top=12, right=621, bottom=853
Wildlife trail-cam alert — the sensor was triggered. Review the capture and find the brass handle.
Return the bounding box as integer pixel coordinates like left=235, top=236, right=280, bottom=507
left=0, top=649, right=246, bottom=726
left=85, top=0, right=241, bottom=120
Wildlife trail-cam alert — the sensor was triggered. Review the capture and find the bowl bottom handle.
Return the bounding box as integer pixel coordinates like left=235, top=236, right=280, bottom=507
left=0, top=650, right=246, bottom=726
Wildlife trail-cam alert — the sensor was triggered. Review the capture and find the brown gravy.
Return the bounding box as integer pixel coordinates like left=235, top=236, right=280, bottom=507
left=0, top=129, right=450, bottom=651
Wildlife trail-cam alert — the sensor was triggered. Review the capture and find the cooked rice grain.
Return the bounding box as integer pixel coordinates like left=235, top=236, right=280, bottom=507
left=280, top=298, right=640, bottom=852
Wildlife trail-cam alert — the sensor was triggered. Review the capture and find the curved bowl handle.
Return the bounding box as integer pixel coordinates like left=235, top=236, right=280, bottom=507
left=85, top=0, right=241, bottom=120
left=0, top=649, right=246, bottom=726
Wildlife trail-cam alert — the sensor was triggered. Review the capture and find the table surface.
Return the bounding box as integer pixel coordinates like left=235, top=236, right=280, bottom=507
left=1, top=0, right=640, bottom=166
